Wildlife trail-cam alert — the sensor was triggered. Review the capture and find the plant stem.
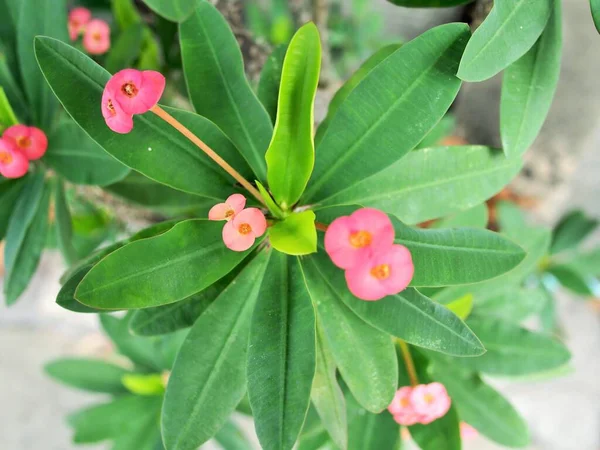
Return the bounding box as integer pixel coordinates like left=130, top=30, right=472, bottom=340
left=150, top=105, right=266, bottom=206
left=315, top=221, right=328, bottom=232
left=397, top=340, right=419, bottom=387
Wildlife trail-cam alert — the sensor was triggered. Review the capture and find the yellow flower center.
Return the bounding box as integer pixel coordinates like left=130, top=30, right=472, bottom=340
left=16, top=136, right=31, bottom=148
left=239, top=223, right=252, bottom=235
left=225, top=209, right=235, bottom=219
left=349, top=230, right=372, bottom=248
left=0, top=151, right=13, bottom=164
left=424, top=393, right=435, bottom=404
left=107, top=98, right=116, bottom=116
left=400, top=398, right=410, bottom=408
left=121, top=82, right=138, bottom=98
left=370, top=264, right=391, bottom=280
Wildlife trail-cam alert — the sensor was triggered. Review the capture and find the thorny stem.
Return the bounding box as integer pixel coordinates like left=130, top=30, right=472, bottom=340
left=150, top=105, right=266, bottom=207
left=397, top=339, right=419, bottom=387
left=315, top=221, right=328, bottom=232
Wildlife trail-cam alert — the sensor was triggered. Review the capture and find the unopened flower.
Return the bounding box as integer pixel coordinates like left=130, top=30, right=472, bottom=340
left=68, top=7, right=91, bottom=41
left=346, top=244, right=413, bottom=301
left=83, top=19, right=111, bottom=55
left=0, top=138, right=29, bottom=179
left=101, top=87, right=134, bottom=134
left=3, top=125, right=48, bottom=160
left=325, top=208, right=394, bottom=270
left=106, top=69, right=166, bottom=116
left=209, top=194, right=246, bottom=221
left=222, top=208, right=267, bottom=252
left=460, top=422, right=478, bottom=440
left=410, top=382, right=451, bottom=424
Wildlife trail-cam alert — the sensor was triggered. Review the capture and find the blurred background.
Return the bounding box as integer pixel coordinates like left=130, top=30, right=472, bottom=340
left=1, top=0, right=599, bottom=449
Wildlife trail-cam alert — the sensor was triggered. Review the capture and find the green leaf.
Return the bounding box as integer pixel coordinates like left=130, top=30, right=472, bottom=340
left=311, top=250, right=484, bottom=356
left=551, top=210, right=598, bottom=254
left=501, top=0, right=562, bottom=158
left=0, top=177, right=26, bottom=240
left=449, top=316, right=571, bottom=376
left=0, top=87, right=18, bottom=132
left=179, top=1, right=273, bottom=180
left=346, top=393, right=399, bottom=450
left=69, top=395, right=162, bottom=444
left=496, top=200, right=527, bottom=233
left=53, top=178, right=77, bottom=265
left=303, top=23, right=470, bottom=203
left=317, top=146, right=521, bottom=225
left=547, top=264, right=596, bottom=296
left=76, top=220, right=256, bottom=309
left=56, top=265, right=105, bottom=313
left=475, top=287, right=547, bottom=322
left=35, top=36, right=252, bottom=198
left=445, top=294, right=473, bottom=320
left=457, top=0, right=554, bottom=82
left=270, top=211, right=317, bottom=256
left=162, top=252, right=269, bottom=450
left=18, top=0, right=68, bottom=128
left=392, top=217, right=526, bottom=286
left=215, top=420, right=253, bottom=450
left=112, top=0, right=142, bottom=30
left=409, top=405, right=461, bottom=450
left=430, top=361, right=530, bottom=447
left=432, top=203, right=489, bottom=229
left=258, top=45, right=288, bottom=123
left=265, top=23, right=321, bottom=209
left=563, top=248, right=600, bottom=277
left=311, top=321, right=347, bottom=450
left=45, top=358, right=129, bottom=394
left=416, top=114, right=456, bottom=149
left=0, top=53, right=28, bottom=121
left=300, top=256, right=397, bottom=413
left=141, top=0, right=199, bottom=22
left=256, top=180, right=285, bottom=219
left=387, top=0, right=473, bottom=7
left=105, top=23, right=144, bottom=73
left=4, top=178, right=50, bottom=304
left=592, top=0, right=600, bottom=33
left=248, top=253, right=315, bottom=450
left=122, top=373, right=165, bottom=396
left=106, top=171, right=213, bottom=215
left=316, top=44, right=402, bottom=145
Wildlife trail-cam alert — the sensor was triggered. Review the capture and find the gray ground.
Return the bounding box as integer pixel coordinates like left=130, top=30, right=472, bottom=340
left=1, top=0, right=599, bottom=449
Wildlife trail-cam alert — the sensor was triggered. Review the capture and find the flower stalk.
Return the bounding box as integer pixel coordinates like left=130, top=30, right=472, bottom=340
left=397, top=339, right=419, bottom=387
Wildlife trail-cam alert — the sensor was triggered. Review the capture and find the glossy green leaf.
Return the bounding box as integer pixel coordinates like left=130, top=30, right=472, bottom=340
left=4, top=178, right=50, bottom=304
left=258, top=45, right=287, bottom=123
left=112, top=0, right=142, bottom=30
left=592, top=0, right=600, bottom=33
left=303, top=23, right=470, bottom=203
left=256, top=180, right=285, bottom=219
left=18, top=0, right=68, bottom=128
left=112, top=410, right=163, bottom=450
left=179, top=1, right=273, bottom=180
left=269, top=211, right=317, bottom=256
left=122, top=373, right=165, bottom=396
left=551, top=210, right=598, bottom=254
left=248, top=253, right=315, bottom=450
left=0, top=177, right=26, bottom=240
left=457, top=0, right=554, bottom=82
left=0, top=53, right=28, bottom=121
left=53, top=179, right=77, bottom=265
left=450, top=316, right=571, bottom=375
left=0, top=87, right=18, bottom=132
left=430, top=362, right=529, bottom=447
left=432, top=203, right=489, bottom=229
left=35, top=36, right=252, bottom=198
left=56, top=265, right=105, bottom=313
left=475, top=287, right=547, bottom=322
left=265, top=23, right=321, bottom=208
left=316, top=44, right=402, bottom=145
left=547, top=264, right=596, bottom=296
left=141, top=0, right=199, bottom=22
left=105, top=24, right=144, bottom=73
left=409, top=405, right=461, bottom=450
left=346, top=393, right=399, bottom=450
left=215, top=420, right=253, bottom=450
left=106, top=171, right=213, bottom=215
left=416, top=114, right=456, bottom=149
left=501, top=0, right=562, bottom=158
left=317, top=146, right=521, bottom=225
left=76, top=220, right=255, bottom=309
left=162, top=252, right=269, bottom=450
left=45, top=358, right=129, bottom=394
left=387, top=0, right=473, bottom=6
left=300, top=256, right=397, bottom=413
left=393, top=217, right=526, bottom=286
left=311, top=250, right=484, bottom=356
left=445, top=294, right=473, bottom=320
left=311, top=321, right=347, bottom=450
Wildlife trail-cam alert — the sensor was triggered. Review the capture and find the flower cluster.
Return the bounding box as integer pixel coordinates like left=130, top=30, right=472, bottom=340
left=388, top=383, right=451, bottom=426
left=0, top=125, right=47, bottom=179
left=101, top=69, right=166, bottom=134
left=68, top=7, right=111, bottom=55
left=324, top=208, right=414, bottom=301
left=209, top=194, right=267, bottom=252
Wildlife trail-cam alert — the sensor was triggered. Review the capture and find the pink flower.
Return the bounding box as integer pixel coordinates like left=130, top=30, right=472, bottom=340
left=3, top=125, right=48, bottom=160
left=388, top=386, right=421, bottom=426
left=105, top=69, right=166, bottom=116
left=222, top=208, right=267, bottom=252
left=208, top=194, right=246, bottom=221
left=345, top=244, right=413, bottom=301
left=325, top=208, right=394, bottom=270
left=83, top=19, right=111, bottom=55
left=410, top=382, right=451, bottom=424
left=101, top=87, right=134, bottom=134
left=68, top=7, right=91, bottom=41
left=460, top=422, right=478, bottom=440
left=0, top=138, right=29, bottom=178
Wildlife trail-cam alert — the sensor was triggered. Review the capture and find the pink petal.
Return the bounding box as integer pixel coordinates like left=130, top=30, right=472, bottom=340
left=68, top=7, right=91, bottom=40
left=233, top=208, right=267, bottom=237
left=0, top=139, right=29, bottom=178
left=393, top=411, right=421, bottom=426
left=226, top=193, right=246, bottom=214
left=26, top=127, right=48, bottom=160
left=349, top=208, right=395, bottom=252
left=345, top=260, right=389, bottom=301
left=140, top=70, right=166, bottom=106
left=223, top=220, right=256, bottom=252
left=101, top=88, right=134, bottom=134
left=83, top=19, right=111, bottom=55
left=460, top=423, right=478, bottom=440
left=3, top=125, right=46, bottom=160
left=109, top=69, right=145, bottom=115
left=208, top=202, right=234, bottom=221
left=325, top=216, right=367, bottom=269
left=376, top=245, right=414, bottom=296
left=388, top=386, right=413, bottom=415
left=2, top=124, right=29, bottom=143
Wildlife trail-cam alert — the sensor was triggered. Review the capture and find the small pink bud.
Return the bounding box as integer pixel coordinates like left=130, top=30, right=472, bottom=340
left=3, top=125, right=48, bottom=161
left=83, top=19, right=111, bottom=55
left=0, top=138, right=29, bottom=179
left=106, top=69, right=166, bottom=116
left=460, top=422, right=478, bottom=440
left=222, top=208, right=267, bottom=252
left=101, top=87, right=134, bottom=134
left=68, top=7, right=91, bottom=41
left=345, top=244, right=413, bottom=301
left=208, top=194, right=247, bottom=221
left=325, top=208, right=394, bottom=270
left=409, top=382, right=451, bottom=424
